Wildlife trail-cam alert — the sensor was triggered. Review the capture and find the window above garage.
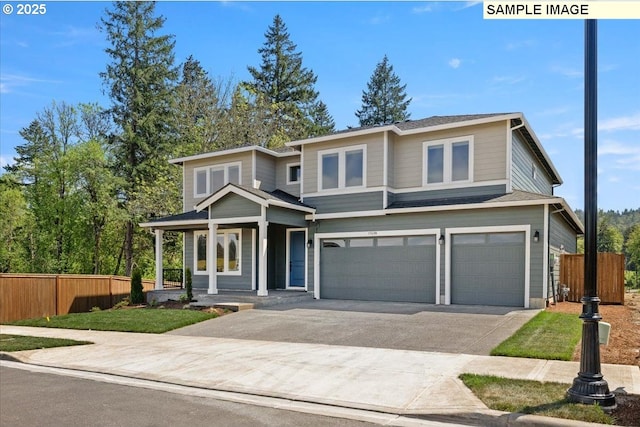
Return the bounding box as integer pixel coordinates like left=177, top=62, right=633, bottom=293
left=423, top=136, right=474, bottom=187
left=318, top=145, right=367, bottom=191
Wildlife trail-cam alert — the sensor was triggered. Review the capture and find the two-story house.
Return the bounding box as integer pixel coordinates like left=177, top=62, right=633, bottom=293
left=141, top=113, right=582, bottom=309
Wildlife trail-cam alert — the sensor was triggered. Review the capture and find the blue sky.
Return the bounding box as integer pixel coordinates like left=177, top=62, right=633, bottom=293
left=1, top=1, right=639, bottom=212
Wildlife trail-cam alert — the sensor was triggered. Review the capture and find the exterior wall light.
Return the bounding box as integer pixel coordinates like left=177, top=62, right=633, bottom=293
left=439, top=235, right=445, bottom=245
left=534, top=230, right=540, bottom=243
left=307, top=239, right=313, bottom=249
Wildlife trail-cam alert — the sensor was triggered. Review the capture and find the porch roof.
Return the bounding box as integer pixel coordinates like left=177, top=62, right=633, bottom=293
left=194, top=184, right=315, bottom=214
left=139, top=210, right=208, bottom=229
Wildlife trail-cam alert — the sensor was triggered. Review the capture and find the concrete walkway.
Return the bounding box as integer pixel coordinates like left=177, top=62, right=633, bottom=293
left=1, top=325, right=638, bottom=426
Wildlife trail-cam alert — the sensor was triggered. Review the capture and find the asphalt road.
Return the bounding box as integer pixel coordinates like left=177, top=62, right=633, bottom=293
left=0, top=366, right=376, bottom=427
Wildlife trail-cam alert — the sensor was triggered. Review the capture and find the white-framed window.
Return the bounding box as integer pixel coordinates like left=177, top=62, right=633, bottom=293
left=286, top=162, right=301, bottom=185
left=193, top=229, right=242, bottom=276
left=194, top=162, right=241, bottom=198
left=423, top=136, right=473, bottom=186
left=318, top=145, right=366, bottom=191
left=531, top=163, right=537, bottom=180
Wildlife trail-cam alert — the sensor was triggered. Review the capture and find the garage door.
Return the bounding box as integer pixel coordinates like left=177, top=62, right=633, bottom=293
left=320, top=235, right=437, bottom=303
left=451, top=232, right=525, bottom=307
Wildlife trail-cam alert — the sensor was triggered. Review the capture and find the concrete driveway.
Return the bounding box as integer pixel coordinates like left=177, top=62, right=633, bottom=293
left=168, top=300, right=540, bottom=355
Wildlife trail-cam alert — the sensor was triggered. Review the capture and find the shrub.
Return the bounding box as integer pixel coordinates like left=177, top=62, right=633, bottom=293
left=185, top=267, right=193, bottom=301
left=179, top=293, right=189, bottom=303
left=130, top=268, right=144, bottom=305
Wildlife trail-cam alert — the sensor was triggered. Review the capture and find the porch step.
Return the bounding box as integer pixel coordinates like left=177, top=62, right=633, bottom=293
left=212, top=302, right=254, bottom=312
left=190, top=290, right=314, bottom=309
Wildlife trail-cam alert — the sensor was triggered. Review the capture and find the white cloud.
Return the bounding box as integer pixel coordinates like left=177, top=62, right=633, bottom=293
left=599, top=139, right=640, bottom=156
left=536, top=106, right=570, bottom=116
left=599, top=112, right=640, bottom=132
left=369, top=14, right=391, bottom=25
left=550, top=65, right=582, bottom=78
left=448, top=58, right=461, bottom=69
left=491, top=75, right=526, bottom=85
left=412, top=4, right=433, bottom=14
left=599, top=139, right=640, bottom=172
left=506, top=39, right=536, bottom=51
left=458, top=1, right=483, bottom=10
left=0, top=156, right=13, bottom=169
left=0, top=73, right=60, bottom=94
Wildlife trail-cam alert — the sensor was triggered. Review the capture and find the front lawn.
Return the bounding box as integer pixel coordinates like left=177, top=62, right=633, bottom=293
left=0, top=334, right=92, bottom=352
left=460, top=374, right=613, bottom=424
left=490, top=311, right=582, bottom=360
left=7, top=308, right=218, bottom=334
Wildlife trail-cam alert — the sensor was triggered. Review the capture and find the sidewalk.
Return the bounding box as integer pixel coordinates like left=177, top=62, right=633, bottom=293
left=1, top=325, right=638, bottom=426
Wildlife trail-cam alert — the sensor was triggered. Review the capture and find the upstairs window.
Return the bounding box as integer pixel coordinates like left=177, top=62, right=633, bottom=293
left=318, top=145, right=366, bottom=191
left=287, top=163, right=301, bottom=185
left=194, top=162, right=241, bottom=198
left=423, top=137, right=473, bottom=186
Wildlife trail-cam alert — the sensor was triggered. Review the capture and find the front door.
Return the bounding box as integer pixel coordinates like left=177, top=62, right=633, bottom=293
left=288, top=230, right=306, bottom=288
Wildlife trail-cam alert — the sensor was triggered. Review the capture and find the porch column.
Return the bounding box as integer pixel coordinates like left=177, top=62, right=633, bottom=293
left=208, top=221, right=218, bottom=295
left=154, top=229, right=164, bottom=290
left=257, top=218, right=268, bottom=296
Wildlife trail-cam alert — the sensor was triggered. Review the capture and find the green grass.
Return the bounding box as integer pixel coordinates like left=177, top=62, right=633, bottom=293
left=7, top=308, right=218, bottom=334
left=0, top=334, right=92, bottom=352
left=460, top=374, right=612, bottom=424
left=491, top=311, right=582, bottom=360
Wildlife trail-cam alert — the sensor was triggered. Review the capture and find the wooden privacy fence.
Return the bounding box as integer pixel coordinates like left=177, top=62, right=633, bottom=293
left=559, top=253, right=625, bottom=304
left=0, top=274, right=155, bottom=322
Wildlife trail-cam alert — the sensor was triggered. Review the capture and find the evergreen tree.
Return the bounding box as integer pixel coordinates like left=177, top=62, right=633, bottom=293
left=597, top=217, right=624, bottom=253
left=356, top=55, right=412, bottom=127
left=174, top=56, right=233, bottom=155
left=99, top=1, right=180, bottom=276
left=243, top=15, right=333, bottom=147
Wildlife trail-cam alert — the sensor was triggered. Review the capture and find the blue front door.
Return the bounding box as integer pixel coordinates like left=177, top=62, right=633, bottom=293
left=289, top=231, right=305, bottom=287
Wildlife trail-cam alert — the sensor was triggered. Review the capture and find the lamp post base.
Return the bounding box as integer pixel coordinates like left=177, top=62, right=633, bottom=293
left=566, top=297, right=616, bottom=410
left=567, top=375, right=616, bottom=410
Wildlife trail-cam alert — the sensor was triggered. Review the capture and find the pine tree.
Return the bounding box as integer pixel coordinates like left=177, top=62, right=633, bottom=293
left=243, top=15, right=333, bottom=147
left=99, top=1, right=180, bottom=276
left=175, top=56, right=233, bottom=155
left=356, top=55, right=412, bottom=127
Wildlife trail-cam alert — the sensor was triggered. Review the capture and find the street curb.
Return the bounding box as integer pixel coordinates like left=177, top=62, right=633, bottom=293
left=2, top=358, right=611, bottom=427
left=413, top=410, right=611, bottom=427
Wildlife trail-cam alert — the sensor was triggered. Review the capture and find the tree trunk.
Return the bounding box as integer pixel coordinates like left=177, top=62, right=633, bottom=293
left=125, top=220, right=134, bottom=276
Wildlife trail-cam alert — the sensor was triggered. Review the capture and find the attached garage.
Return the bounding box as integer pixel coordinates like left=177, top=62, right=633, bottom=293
left=449, top=230, right=528, bottom=307
left=319, top=233, right=438, bottom=303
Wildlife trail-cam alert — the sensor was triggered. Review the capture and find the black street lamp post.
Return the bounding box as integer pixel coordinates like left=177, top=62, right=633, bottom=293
left=566, top=19, right=616, bottom=409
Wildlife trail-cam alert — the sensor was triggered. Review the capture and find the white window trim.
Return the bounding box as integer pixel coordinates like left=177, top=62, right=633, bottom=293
left=317, top=144, right=367, bottom=192
left=193, top=230, right=209, bottom=275
left=422, top=136, right=474, bottom=187
left=286, top=162, right=301, bottom=185
left=193, top=161, right=242, bottom=198
left=193, top=228, right=242, bottom=276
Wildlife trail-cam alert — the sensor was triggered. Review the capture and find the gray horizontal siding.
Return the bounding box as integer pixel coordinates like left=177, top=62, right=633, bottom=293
left=550, top=213, right=578, bottom=253
left=304, top=191, right=383, bottom=214
left=512, top=132, right=552, bottom=195
left=391, top=184, right=506, bottom=204
left=186, top=228, right=253, bottom=290
left=210, top=193, right=261, bottom=219
left=267, top=206, right=308, bottom=227
left=255, top=152, right=276, bottom=192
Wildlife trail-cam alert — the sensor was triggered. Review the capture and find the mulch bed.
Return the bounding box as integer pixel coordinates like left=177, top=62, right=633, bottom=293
left=547, top=290, right=640, bottom=425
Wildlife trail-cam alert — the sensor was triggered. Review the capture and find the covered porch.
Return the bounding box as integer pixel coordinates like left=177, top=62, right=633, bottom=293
left=140, top=184, right=315, bottom=298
